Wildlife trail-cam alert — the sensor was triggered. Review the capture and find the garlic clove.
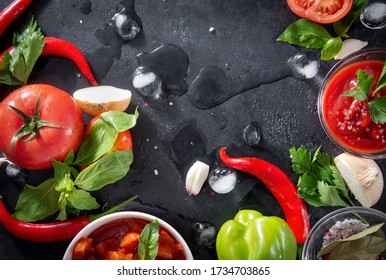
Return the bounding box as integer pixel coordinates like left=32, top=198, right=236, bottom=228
left=334, top=39, right=368, bottom=60
left=185, top=161, right=210, bottom=195
left=334, top=152, right=383, bottom=207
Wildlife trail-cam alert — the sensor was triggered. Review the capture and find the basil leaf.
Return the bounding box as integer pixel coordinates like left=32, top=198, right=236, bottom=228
left=138, top=219, right=160, bottom=260
left=277, top=19, right=332, bottom=49
left=374, top=60, right=386, bottom=93
left=369, top=96, right=386, bottom=124
left=75, top=150, right=133, bottom=191
left=333, top=0, right=369, bottom=37
left=321, top=37, right=342, bottom=60
left=13, top=178, right=60, bottom=222
left=74, top=119, right=117, bottom=166
left=67, top=189, right=99, bottom=210
left=100, top=109, right=139, bottom=132
left=52, top=159, right=75, bottom=193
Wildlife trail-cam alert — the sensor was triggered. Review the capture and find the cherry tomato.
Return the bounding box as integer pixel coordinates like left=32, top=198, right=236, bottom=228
left=286, top=0, right=353, bottom=24
left=0, top=84, right=84, bottom=170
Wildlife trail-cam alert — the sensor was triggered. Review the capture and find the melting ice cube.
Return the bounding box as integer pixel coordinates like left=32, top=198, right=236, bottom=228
left=208, top=166, right=237, bottom=194
left=360, top=2, right=386, bottom=30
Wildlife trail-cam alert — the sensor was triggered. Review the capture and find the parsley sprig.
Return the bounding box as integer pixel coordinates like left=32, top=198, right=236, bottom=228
left=344, top=60, right=386, bottom=124
left=290, top=146, right=353, bottom=207
left=0, top=14, right=44, bottom=86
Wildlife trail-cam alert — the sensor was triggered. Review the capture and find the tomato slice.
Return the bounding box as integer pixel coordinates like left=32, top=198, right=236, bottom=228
left=287, top=0, right=353, bottom=24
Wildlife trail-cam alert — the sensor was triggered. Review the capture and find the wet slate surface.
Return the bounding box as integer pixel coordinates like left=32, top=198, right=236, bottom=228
left=0, top=0, right=386, bottom=260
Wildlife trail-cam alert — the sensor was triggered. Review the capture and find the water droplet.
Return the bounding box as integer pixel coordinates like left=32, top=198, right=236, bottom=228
left=360, top=2, right=386, bottom=29
left=131, top=44, right=189, bottom=98
left=243, top=122, right=261, bottom=148
left=112, top=11, right=141, bottom=41
left=208, top=166, right=237, bottom=194
left=131, top=66, right=163, bottom=98
left=80, top=0, right=92, bottom=15
left=193, top=222, right=216, bottom=247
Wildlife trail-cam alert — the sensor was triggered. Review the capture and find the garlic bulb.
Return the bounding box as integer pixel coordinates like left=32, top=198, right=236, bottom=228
left=334, top=153, right=383, bottom=207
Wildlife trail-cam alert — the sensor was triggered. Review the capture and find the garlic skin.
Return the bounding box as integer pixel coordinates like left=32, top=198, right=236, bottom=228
left=185, top=161, right=210, bottom=195
left=334, top=153, right=383, bottom=207
left=334, top=39, right=368, bottom=60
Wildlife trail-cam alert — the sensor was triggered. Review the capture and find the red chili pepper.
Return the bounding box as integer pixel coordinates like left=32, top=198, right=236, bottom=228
left=0, top=195, right=137, bottom=242
left=0, top=0, right=32, bottom=37
left=0, top=36, right=98, bottom=86
left=219, top=147, right=310, bottom=244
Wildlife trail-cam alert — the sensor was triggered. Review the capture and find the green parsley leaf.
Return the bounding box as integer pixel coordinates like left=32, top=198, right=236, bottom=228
left=344, top=70, right=374, bottom=101
left=369, top=96, right=386, bottom=124
left=290, top=146, right=352, bottom=207
left=0, top=14, right=44, bottom=86
left=374, top=60, right=386, bottom=93
left=138, top=219, right=160, bottom=260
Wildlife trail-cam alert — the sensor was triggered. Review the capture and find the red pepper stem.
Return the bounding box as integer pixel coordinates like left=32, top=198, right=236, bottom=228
left=219, top=147, right=310, bottom=244
left=89, top=195, right=138, bottom=222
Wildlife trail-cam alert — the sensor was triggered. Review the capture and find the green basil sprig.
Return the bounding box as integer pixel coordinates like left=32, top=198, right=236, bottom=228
left=13, top=110, right=138, bottom=222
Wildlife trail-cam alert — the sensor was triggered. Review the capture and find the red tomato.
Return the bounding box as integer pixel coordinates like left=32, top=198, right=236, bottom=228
left=85, top=115, right=133, bottom=152
left=0, top=84, right=84, bottom=170
left=287, top=0, right=353, bottom=24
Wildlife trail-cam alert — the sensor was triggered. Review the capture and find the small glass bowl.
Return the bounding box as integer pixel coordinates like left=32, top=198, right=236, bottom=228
left=63, top=211, right=194, bottom=260
left=302, top=207, right=386, bottom=260
left=317, top=48, right=386, bottom=159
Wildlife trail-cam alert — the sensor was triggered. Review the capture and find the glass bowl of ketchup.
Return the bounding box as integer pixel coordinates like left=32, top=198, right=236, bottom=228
left=318, top=48, right=386, bottom=158
left=63, top=211, right=194, bottom=260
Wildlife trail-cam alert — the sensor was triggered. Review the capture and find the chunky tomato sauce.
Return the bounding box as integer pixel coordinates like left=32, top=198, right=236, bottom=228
left=322, top=60, right=386, bottom=153
left=72, top=218, right=186, bottom=260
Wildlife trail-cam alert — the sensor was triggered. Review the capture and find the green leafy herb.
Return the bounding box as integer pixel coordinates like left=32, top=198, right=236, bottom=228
left=289, top=146, right=352, bottom=207
left=0, top=14, right=44, bottom=85
left=138, top=219, right=160, bottom=260
left=344, top=61, right=386, bottom=124
left=13, top=178, right=59, bottom=222
left=277, top=0, right=367, bottom=61
left=333, top=0, right=369, bottom=38
left=14, top=110, right=138, bottom=222
left=318, top=223, right=386, bottom=260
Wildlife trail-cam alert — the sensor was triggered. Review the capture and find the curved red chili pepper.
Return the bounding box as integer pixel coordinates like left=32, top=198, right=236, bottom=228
left=219, top=147, right=310, bottom=244
left=0, top=199, right=90, bottom=242
left=0, top=37, right=98, bottom=86
left=0, top=0, right=32, bottom=37
left=0, top=195, right=137, bottom=242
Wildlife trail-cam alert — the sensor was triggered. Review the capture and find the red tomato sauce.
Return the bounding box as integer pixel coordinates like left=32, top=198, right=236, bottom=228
left=72, top=218, right=186, bottom=260
left=322, top=60, right=386, bottom=153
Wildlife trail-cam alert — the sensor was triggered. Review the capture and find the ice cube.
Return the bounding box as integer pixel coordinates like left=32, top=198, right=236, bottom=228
left=360, top=2, right=386, bottom=30
left=208, top=166, right=237, bottom=194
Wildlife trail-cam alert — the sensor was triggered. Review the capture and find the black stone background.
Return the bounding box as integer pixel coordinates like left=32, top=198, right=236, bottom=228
left=0, top=0, right=385, bottom=260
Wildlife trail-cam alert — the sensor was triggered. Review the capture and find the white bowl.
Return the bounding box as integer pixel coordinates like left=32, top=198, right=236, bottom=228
left=63, top=211, right=194, bottom=260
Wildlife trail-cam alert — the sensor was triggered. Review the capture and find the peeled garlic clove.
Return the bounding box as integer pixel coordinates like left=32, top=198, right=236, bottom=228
left=185, top=161, right=210, bottom=195
left=73, top=85, right=132, bottom=116
left=334, top=152, right=383, bottom=207
left=334, top=39, right=368, bottom=60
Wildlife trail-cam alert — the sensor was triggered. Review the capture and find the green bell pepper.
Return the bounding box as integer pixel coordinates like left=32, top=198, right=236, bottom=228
left=216, top=209, right=297, bottom=260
